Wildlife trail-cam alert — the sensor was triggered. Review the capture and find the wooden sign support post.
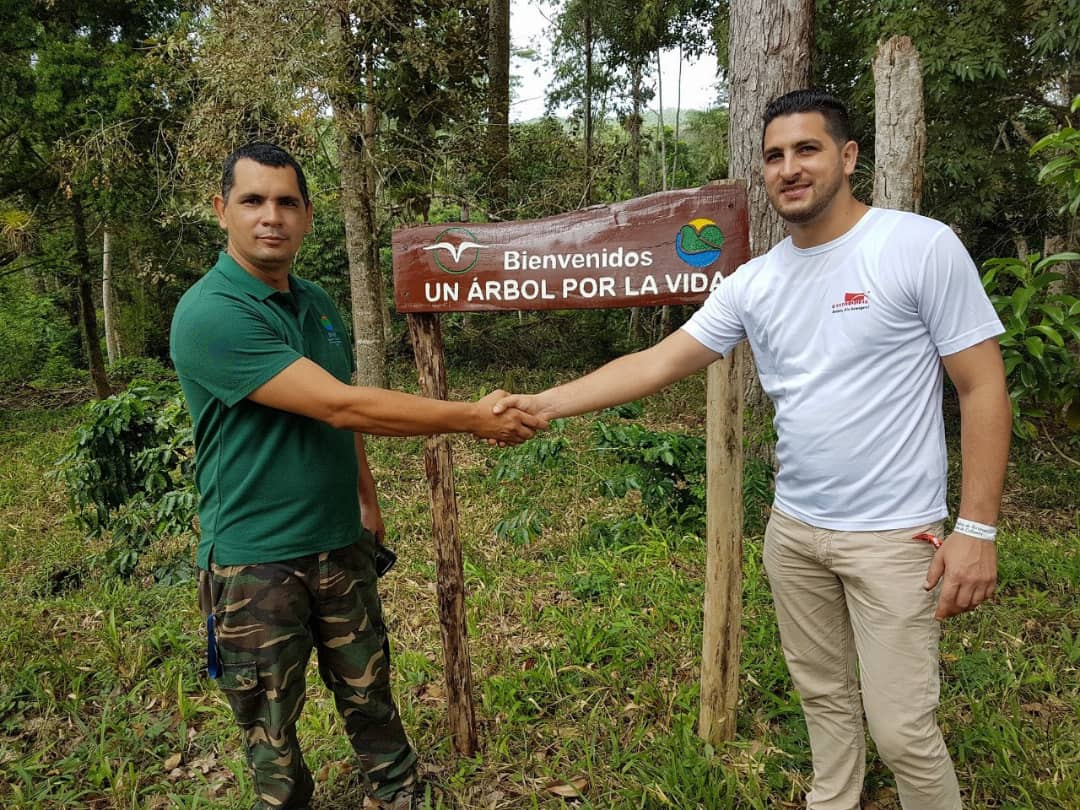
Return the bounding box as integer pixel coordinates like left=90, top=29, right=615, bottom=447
left=698, top=343, right=745, bottom=744
left=393, top=183, right=749, bottom=755
left=405, top=312, right=478, bottom=756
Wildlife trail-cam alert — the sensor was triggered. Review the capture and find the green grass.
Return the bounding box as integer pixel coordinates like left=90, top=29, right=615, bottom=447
left=1, top=368, right=1078, bottom=809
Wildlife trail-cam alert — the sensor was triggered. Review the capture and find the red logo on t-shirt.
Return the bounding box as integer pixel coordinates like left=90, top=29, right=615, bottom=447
left=832, top=291, right=870, bottom=313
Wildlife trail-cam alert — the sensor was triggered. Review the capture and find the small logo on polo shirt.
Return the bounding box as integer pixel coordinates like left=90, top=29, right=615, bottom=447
left=320, top=314, right=343, bottom=345
left=831, top=291, right=870, bottom=313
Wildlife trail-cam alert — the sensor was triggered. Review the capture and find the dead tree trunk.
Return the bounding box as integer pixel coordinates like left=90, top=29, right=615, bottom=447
left=102, top=225, right=121, bottom=365
left=872, top=36, right=926, bottom=212
left=727, top=0, right=814, bottom=411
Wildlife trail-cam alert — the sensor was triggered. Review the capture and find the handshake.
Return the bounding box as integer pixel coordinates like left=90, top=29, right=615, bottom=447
left=467, top=389, right=555, bottom=447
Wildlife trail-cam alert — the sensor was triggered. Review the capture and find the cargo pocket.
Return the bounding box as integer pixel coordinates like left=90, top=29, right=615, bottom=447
left=218, top=661, right=265, bottom=729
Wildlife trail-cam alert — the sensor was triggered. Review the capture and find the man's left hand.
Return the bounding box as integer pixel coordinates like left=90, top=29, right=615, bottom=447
left=924, top=533, right=998, bottom=619
left=361, top=497, right=386, bottom=544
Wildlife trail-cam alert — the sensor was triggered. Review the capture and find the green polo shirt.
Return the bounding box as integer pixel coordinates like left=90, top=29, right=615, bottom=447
left=170, top=252, right=360, bottom=568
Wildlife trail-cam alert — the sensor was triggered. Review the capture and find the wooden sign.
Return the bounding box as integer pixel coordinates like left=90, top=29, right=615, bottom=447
left=392, top=180, right=750, bottom=757
left=393, top=183, right=749, bottom=313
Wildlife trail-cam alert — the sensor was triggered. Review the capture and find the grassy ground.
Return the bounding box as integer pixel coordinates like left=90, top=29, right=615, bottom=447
left=1, top=366, right=1078, bottom=809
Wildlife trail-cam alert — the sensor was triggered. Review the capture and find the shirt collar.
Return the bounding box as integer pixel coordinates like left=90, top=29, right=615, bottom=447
left=214, top=251, right=296, bottom=302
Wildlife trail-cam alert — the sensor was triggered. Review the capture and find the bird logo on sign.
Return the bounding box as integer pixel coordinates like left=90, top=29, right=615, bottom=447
left=424, top=227, right=487, bottom=273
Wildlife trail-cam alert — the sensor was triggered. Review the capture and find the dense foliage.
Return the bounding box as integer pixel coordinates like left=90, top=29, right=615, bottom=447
left=54, top=381, right=197, bottom=577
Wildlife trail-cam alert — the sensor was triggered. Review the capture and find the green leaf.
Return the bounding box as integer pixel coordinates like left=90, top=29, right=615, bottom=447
left=1033, top=252, right=1080, bottom=273
left=1019, top=363, right=1035, bottom=389
left=1032, top=324, right=1065, bottom=347
left=1011, top=286, right=1035, bottom=318
left=1041, top=304, right=1065, bottom=325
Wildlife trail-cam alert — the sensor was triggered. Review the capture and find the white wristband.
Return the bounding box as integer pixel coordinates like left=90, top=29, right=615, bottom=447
left=953, top=518, right=997, bottom=542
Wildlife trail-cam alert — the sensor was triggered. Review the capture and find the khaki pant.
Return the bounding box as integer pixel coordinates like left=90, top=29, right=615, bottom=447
left=763, top=509, right=962, bottom=810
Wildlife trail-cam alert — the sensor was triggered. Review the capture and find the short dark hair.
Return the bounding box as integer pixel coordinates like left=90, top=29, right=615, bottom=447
left=221, top=143, right=310, bottom=206
left=762, top=89, right=854, bottom=147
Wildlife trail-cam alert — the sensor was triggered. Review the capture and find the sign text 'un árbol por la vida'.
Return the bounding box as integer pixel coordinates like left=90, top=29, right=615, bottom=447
left=392, top=183, right=749, bottom=313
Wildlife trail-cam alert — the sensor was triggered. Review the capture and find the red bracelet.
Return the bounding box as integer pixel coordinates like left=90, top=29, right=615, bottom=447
left=913, top=532, right=942, bottom=549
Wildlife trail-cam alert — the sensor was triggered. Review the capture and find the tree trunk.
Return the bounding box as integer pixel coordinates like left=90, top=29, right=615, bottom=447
left=1014, top=235, right=1029, bottom=260
left=627, top=63, right=645, bottom=341
left=366, top=59, right=393, bottom=347
left=102, top=226, right=121, bottom=364
left=872, top=36, right=926, bottom=213
left=1044, top=234, right=1078, bottom=296
left=673, top=44, right=683, bottom=181
left=328, top=6, right=388, bottom=389
left=583, top=8, right=594, bottom=206
left=486, top=0, right=510, bottom=217
left=657, top=49, right=666, bottom=192
left=727, top=0, right=814, bottom=411
left=70, top=195, right=110, bottom=399
left=629, top=62, right=643, bottom=196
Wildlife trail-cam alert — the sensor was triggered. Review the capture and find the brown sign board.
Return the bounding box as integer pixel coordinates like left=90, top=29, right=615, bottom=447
left=392, top=182, right=749, bottom=313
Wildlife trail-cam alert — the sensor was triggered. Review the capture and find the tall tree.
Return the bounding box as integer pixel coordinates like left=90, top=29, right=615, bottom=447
left=0, top=0, right=187, bottom=397
left=725, top=0, right=814, bottom=409
left=185, top=0, right=489, bottom=388
left=872, top=35, right=925, bottom=213
left=814, top=0, right=1077, bottom=259
left=486, top=0, right=511, bottom=216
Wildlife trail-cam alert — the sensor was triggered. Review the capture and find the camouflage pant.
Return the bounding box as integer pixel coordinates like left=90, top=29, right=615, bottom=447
left=198, top=538, right=418, bottom=809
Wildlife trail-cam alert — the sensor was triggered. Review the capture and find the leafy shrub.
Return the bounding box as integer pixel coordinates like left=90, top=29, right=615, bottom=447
left=743, top=455, right=775, bottom=536
left=34, top=355, right=88, bottom=388
left=491, top=419, right=570, bottom=482
left=494, top=506, right=550, bottom=546
left=981, top=251, right=1080, bottom=438
left=54, top=381, right=197, bottom=577
left=106, top=356, right=175, bottom=385
left=591, top=420, right=707, bottom=533
left=0, top=274, right=79, bottom=385
left=1030, top=95, right=1080, bottom=218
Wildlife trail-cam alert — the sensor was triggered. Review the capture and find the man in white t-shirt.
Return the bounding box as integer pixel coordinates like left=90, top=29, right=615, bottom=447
left=494, top=89, right=1010, bottom=809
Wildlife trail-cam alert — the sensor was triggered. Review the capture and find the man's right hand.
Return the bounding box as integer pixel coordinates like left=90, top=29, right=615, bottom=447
left=491, top=391, right=558, bottom=423
left=470, top=389, right=547, bottom=445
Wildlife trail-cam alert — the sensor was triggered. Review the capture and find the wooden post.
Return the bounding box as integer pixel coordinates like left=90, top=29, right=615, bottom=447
left=698, top=343, right=744, bottom=745
left=405, top=312, right=478, bottom=756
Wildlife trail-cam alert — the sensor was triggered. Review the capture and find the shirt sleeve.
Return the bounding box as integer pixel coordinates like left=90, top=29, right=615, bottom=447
left=680, top=270, right=747, bottom=357
left=170, top=290, right=301, bottom=407
left=916, top=226, right=1004, bottom=357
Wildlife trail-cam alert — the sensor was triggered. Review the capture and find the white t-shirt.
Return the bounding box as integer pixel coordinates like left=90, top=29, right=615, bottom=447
left=682, top=207, right=1004, bottom=531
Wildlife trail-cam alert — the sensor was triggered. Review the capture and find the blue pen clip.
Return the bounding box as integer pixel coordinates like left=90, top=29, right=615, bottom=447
left=206, top=613, right=221, bottom=679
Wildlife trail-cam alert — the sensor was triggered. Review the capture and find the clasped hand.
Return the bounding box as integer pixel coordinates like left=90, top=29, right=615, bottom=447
left=470, top=389, right=548, bottom=446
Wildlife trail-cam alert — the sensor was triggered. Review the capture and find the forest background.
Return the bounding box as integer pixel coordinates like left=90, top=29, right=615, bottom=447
left=1, top=1, right=1078, bottom=808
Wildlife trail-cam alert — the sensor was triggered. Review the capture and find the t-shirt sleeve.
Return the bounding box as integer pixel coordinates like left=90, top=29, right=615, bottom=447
left=170, top=290, right=301, bottom=407
left=916, top=227, right=1004, bottom=357
left=680, top=271, right=747, bottom=356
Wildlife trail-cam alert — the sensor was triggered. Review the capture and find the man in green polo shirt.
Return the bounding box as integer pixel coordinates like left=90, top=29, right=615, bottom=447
left=170, top=143, right=542, bottom=810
